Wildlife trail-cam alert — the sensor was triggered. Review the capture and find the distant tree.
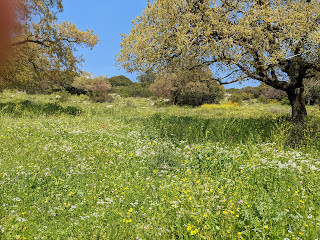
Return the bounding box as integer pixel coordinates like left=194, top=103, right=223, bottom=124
left=150, top=68, right=224, bottom=106
left=240, top=86, right=262, bottom=99
left=261, top=88, right=287, bottom=101
left=225, top=88, right=241, bottom=95
left=109, top=75, right=133, bottom=87
left=137, top=69, right=156, bottom=87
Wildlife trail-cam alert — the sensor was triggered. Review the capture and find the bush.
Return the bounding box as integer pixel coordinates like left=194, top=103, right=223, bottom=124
left=240, top=86, right=261, bottom=98
left=150, top=69, right=225, bottom=107
left=153, top=99, right=169, bottom=107
left=54, top=89, right=70, bottom=102
left=241, top=92, right=254, bottom=100
left=258, top=96, right=267, bottom=103
left=72, top=74, right=112, bottom=95
left=90, top=92, right=114, bottom=103
left=112, top=83, right=154, bottom=98
left=229, top=94, right=243, bottom=104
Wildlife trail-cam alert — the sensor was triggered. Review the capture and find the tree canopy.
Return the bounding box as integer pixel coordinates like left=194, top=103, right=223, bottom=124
left=0, top=0, right=99, bottom=92
left=109, top=75, right=133, bottom=87
left=117, top=0, right=320, bottom=122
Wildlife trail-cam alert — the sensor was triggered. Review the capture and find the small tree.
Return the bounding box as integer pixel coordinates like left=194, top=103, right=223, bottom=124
left=150, top=68, right=224, bottom=106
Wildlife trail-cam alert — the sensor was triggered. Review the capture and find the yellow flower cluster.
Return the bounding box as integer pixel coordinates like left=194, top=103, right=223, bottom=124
left=187, top=224, right=199, bottom=236
left=200, top=101, right=239, bottom=109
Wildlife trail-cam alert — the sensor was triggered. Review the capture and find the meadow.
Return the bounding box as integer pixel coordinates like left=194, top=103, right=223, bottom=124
left=0, top=92, right=320, bottom=240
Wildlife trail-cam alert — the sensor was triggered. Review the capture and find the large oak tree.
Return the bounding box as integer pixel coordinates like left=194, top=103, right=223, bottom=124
left=0, top=0, right=99, bottom=91
left=117, top=0, right=320, bottom=122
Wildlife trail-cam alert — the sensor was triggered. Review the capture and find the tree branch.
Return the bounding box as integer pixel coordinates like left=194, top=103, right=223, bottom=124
left=12, top=39, right=50, bottom=47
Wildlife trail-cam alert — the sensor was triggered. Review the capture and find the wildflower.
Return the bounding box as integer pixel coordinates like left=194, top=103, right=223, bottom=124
left=264, top=226, right=268, bottom=229
left=190, top=229, right=199, bottom=236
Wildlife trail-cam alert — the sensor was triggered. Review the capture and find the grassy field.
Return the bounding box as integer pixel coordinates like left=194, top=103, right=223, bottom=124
left=0, top=92, right=320, bottom=239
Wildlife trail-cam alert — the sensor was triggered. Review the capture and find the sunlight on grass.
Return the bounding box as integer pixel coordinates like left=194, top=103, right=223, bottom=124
left=0, top=93, right=319, bottom=239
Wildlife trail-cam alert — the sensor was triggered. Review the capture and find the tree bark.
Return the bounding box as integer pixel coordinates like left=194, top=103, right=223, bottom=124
left=286, top=87, right=307, bottom=123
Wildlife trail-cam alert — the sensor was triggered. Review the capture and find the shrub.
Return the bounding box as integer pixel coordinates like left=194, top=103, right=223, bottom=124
left=72, top=73, right=113, bottom=103
left=153, top=99, right=169, bottom=107
left=72, top=74, right=112, bottom=94
left=304, top=72, right=320, bottom=105
left=112, top=83, right=154, bottom=98
left=90, top=92, right=114, bottom=103
left=150, top=68, right=225, bottom=106
left=267, top=99, right=278, bottom=104
left=54, top=89, right=70, bottom=102
left=229, top=94, right=243, bottom=104
left=241, top=92, right=254, bottom=100
left=258, top=96, right=267, bottom=103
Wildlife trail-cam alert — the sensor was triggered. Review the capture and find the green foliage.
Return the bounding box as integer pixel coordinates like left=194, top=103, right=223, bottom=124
left=52, top=89, right=71, bottom=103
left=109, top=75, right=133, bottom=87
left=137, top=69, right=156, bottom=87
left=258, top=95, right=268, bottom=103
left=240, top=86, right=261, bottom=98
left=304, top=71, right=320, bottom=105
left=90, top=91, right=114, bottom=103
left=226, top=88, right=241, bottom=95
left=280, top=97, right=290, bottom=105
left=229, top=94, right=243, bottom=104
left=112, top=83, right=154, bottom=98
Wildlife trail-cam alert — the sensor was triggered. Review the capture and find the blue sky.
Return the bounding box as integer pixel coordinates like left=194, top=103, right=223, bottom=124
left=58, top=0, right=259, bottom=89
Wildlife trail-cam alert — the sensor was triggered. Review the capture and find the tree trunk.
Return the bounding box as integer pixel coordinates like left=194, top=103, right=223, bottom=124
left=286, top=87, right=307, bottom=123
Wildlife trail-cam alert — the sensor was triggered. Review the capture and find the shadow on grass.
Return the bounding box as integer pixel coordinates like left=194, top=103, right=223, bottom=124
left=0, top=100, right=82, bottom=117
left=144, top=113, right=320, bottom=149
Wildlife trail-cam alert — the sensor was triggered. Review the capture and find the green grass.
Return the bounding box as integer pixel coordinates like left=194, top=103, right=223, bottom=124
left=0, top=92, right=320, bottom=239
